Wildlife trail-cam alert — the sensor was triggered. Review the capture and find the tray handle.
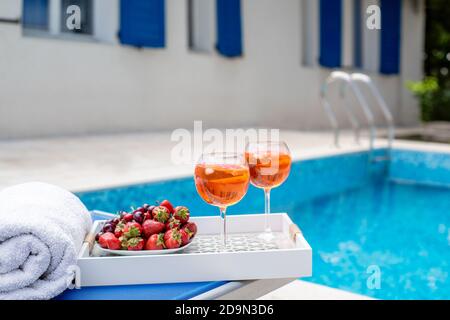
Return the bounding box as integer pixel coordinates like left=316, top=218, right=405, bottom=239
left=289, top=223, right=303, bottom=243
left=84, top=232, right=96, bottom=254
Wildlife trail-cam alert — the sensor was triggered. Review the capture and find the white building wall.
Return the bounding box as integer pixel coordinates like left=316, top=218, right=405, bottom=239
left=0, top=0, right=423, bottom=139
left=0, top=0, right=20, bottom=20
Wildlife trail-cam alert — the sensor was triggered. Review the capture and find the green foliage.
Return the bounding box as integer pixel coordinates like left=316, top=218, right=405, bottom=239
left=407, top=77, right=438, bottom=96
left=408, top=0, right=450, bottom=121
left=407, top=77, right=450, bottom=121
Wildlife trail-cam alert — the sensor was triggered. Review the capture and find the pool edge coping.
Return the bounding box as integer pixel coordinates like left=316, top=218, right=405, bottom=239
left=73, top=140, right=450, bottom=193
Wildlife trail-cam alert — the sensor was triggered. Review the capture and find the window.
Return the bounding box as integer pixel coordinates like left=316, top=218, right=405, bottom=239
left=60, top=0, right=93, bottom=35
left=119, top=0, right=165, bottom=48
left=188, top=0, right=215, bottom=53
left=22, top=0, right=95, bottom=39
left=216, top=0, right=243, bottom=57
left=188, top=0, right=243, bottom=57
left=22, top=0, right=49, bottom=31
left=319, top=0, right=343, bottom=68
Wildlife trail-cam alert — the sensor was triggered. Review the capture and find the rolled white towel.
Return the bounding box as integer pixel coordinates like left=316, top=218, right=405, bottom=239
left=0, top=182, right=92, bottom=300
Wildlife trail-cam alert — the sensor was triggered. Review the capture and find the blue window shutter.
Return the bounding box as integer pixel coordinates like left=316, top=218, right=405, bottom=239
left=379, top=0, right=401, bottom=74
left=319, top=0, right=342, bottom=68
left=119, top=0, right=165, bottom=48
left=216, top=0, right=242, bottom=58
left=22, top=0, right=49, bottom=30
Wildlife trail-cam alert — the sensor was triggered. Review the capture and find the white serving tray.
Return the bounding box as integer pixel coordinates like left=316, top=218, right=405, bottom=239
left=77, top=213, right=312, bottom=287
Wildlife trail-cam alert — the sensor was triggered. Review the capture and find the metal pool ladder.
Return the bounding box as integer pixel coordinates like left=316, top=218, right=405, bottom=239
left=320, top=71, right=395, bottom=161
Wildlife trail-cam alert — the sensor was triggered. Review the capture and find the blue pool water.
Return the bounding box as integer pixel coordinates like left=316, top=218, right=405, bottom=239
left=77, top=149, right=450, bottom=300
left=292, top=179, right=450, bottom=300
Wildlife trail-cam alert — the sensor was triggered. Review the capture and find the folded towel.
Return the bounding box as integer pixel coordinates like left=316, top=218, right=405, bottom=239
left=0, top=182, right=92, bottom=300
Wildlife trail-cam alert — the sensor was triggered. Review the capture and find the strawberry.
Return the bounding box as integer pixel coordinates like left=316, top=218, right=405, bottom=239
left=181, top=222, right=197, bottom=239
left=165, top=216, right=181, bottom=230
left=179, top=229, right=190, bottom=246
left=123, top=213, right=134, bottom=222
left=124, top=237, right=145, bottom=250
left=114, top=221, right=126, bottom=238
left=119, top=236, right=127, bottom=249
left=152, top=206, right=170, bottom=223
left=159, top=200, right=174, bottom=214
left=164, top=229, right=182, bottom=249
left=173, top=206, right=190, bottom=224
left=123, top=221, right=143, bottom=238
left=145, top=233, right=165, bottom=250
left=98, top=232, right=121, bottom=250
left=142, top=219, right=165, bottom=238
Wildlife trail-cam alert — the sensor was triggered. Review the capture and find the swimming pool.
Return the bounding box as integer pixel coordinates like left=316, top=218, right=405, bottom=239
left=77, top=148, right=450, bottom=300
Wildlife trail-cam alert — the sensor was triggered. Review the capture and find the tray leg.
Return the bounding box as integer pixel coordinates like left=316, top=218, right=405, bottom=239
left=190, top=278, right=296, bottom=300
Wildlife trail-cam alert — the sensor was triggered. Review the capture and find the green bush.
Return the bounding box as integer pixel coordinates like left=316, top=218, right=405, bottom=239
left=408, top=0, right=450, bottom=122
left=407, top=77, right=450, bottom=122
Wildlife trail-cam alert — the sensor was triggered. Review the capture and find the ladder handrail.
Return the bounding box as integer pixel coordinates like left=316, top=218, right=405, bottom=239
left=320, top=71, right=394, bottom=161
left=320, top=71, right=361, bottom=147
left=347, top=79, right=376, bottom=154
left=350, top=73, right=395, bottom=153
left=320, top=71, right=376, bottom=153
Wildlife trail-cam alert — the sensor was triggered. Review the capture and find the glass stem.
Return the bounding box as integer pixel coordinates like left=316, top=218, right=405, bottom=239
left=219, top=206, right=227, bottom=247
left=264, top=188, right=271, bottom=232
